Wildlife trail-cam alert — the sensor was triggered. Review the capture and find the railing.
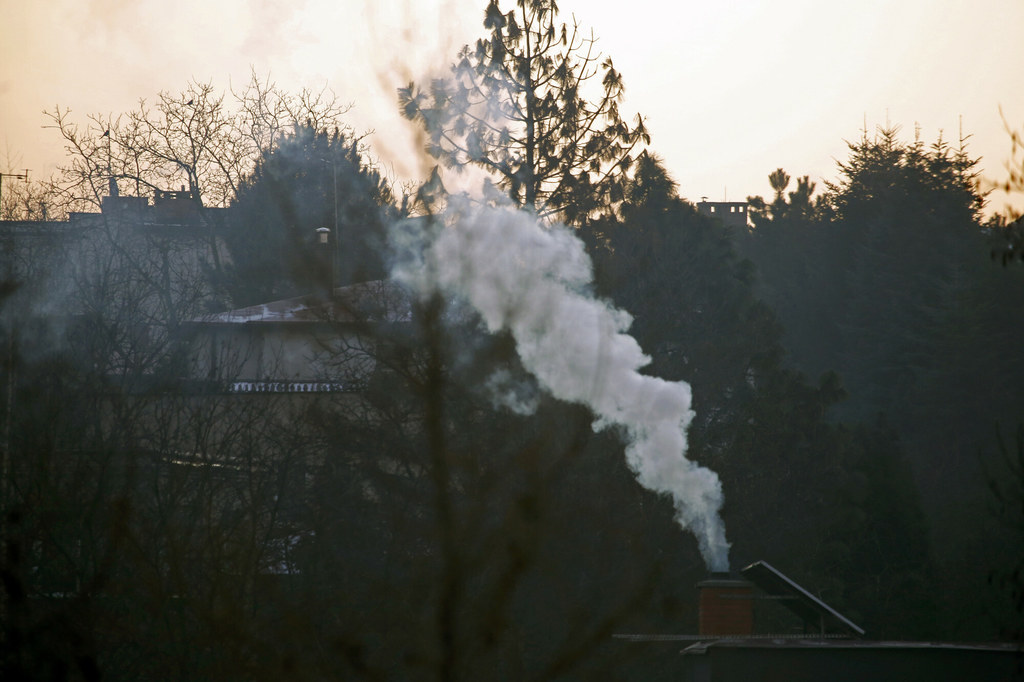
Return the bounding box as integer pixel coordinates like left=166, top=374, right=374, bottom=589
left=229, top=380, right=356, bottom=393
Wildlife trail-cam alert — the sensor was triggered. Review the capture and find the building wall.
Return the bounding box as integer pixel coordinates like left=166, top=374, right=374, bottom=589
left=188, top=323, right=376, bottom=391
left=681, top=643, right=1023, bottom=682
left=696, top=201, right=749, bottom=229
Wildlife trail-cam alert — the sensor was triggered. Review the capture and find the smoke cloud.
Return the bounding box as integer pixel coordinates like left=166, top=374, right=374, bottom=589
left=391, top=198, right=730, bottom=571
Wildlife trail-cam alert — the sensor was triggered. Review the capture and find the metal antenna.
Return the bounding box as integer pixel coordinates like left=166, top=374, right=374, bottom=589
left=0, top=169, right=30, bottom=218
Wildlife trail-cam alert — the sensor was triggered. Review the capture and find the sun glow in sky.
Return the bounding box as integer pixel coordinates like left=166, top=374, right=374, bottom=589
left=2, top=0, right=1023, bottom=214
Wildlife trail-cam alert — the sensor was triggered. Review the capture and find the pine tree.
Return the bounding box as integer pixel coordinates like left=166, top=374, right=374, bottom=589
left=226, top=124, right=398, bottom=305
left=399, top=0, right=649, bottom=223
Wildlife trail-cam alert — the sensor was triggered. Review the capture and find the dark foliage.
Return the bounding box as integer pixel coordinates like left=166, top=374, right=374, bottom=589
left=985, top=424, right=1024, bottom=642
left=224, top=124, right=398, bottom=306
left=581, top=153, right=937, bottom=638
left=739, top=124, right=1024, bottom=640
left=9, top=7, right=1024, bottom=675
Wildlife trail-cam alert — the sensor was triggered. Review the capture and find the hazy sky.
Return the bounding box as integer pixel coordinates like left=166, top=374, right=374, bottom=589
left=3, top=0, right=1023, bottom=214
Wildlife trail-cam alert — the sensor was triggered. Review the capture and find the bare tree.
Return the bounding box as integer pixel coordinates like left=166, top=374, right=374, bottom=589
left=43, top=72, right=353, bottom=216
left=269, top=272, right=701, bottom=681
left=0, top=177, right=325, bottom=678
left=0, top=173, right=53, bottom=222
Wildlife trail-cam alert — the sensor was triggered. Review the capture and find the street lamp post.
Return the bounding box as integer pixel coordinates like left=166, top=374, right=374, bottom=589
left=316, top=227, right=334, bottom=296
left=320, top=158, right=339, bottom=291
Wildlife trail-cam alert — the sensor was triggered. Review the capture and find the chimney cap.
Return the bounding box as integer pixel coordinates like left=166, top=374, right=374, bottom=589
left=698, top=571, right=751, bottom=588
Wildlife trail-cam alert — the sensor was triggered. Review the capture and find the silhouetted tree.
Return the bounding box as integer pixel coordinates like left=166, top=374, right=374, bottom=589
left=399, top=0, right=649, bottom=223
left=0, top=167, right=51, bottom=222
left=580, top=153, right=952, bottom=641
left=739, top=123, right=1024, bottom=639
left=815, top=420, right=938, bottom=639
left=768, top=167, right=790, bottom=200
left=268, top=279, right=707, bottom=681
left=44, top=72, right=350, bottom=216
left=586, top=156, right=828, bottom=568
left=989, top=113, right=1024, bottom=263
left=0, top=202, right=315, bottom=680
left=741, top=170, right=834, bottom=375
left=225, top=123, right=399, bottom=306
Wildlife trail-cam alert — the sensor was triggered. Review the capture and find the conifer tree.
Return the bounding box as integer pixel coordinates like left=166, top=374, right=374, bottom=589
left=226, top=123, right=398, bottom=305
left=400, top=0, right=649, bottom=223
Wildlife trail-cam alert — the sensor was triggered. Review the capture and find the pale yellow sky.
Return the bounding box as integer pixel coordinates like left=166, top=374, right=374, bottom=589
left=2, top=0, right=1023, bottom=214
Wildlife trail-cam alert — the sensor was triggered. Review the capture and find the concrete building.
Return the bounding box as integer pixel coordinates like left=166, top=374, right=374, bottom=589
left=183, top=279, right=410, bottom=394
left=696, top=199, right=749, bottom=230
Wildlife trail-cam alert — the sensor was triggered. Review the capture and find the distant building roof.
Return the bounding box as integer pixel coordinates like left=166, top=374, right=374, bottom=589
left=191, top=279, right=412, bottom=326
left=696, top=199, right=749, bottom=228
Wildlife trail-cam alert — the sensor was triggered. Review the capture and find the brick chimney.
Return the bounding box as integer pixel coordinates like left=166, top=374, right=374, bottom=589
left=697, top=573, right=754, bottom=637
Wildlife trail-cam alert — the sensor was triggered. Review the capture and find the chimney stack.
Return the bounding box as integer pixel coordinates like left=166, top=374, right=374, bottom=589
left=697, top=573, right=754, bottom=637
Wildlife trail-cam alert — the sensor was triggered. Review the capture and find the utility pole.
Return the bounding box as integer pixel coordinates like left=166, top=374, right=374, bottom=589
left=319, top=159, right=339, bottom=292
left=332, top=162, right=338, bottom=291
left=0, top=168, right=27, bottom=645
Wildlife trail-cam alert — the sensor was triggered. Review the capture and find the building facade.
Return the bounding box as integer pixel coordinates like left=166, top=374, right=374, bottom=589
left=697, top=199, right=749, bottom=229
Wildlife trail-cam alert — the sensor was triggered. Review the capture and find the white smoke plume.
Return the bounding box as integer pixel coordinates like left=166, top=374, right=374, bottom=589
left=391, top=197, right=730, bottom=572
left=484, top=368, right=541, bottom=416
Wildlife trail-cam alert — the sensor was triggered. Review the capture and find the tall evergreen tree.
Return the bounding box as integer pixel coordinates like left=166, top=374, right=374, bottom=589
left=581, top=154, right=945, bottom=639
left=225, top=123, right=398, bottom=306
left=585, top=155, right=838, bottom=568
left=739, top=124, right=1024, bottom=638
left=399, top=0, right=649, bottom=223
